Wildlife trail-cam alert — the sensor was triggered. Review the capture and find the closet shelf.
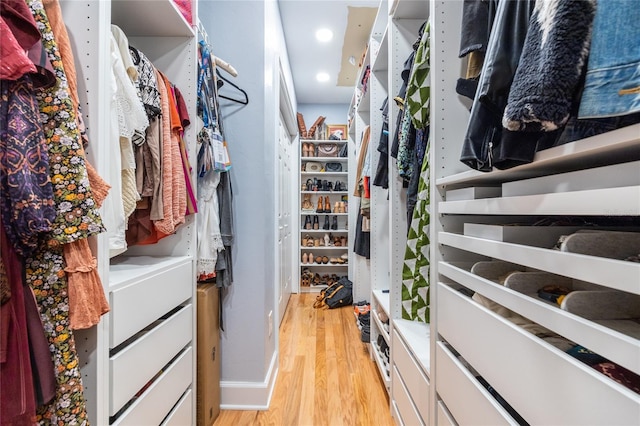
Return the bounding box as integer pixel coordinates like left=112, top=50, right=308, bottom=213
left=299, top=263, right=348, bottom=268
left=301, top=157, right=349, bottom=161
left=301, top=139, right=348, bottom=144
left=391, top=0, right=431, bottom=19
left=111, top=0, right=194, bottom=37
left=373, top=289, right=391, bottom=316
left=439, top=262, right=640, bottom=375
left=372, top=29, right=389, bottom=72
left=300, top=229, right=348, bottom=233
left=300, top=212, right=348, bottom=216
left=301, top=191, right=348, bottom=195
left=372, top=342, right=391, bottom=387
left=301, top=172, right=348, bottom=176
left=436, top=124, right=640, bottom=189
left=372, top=307, right=390, bottom=345
left=393, top=319, right=431, bottom=377
left=438, top=232, right=640, bottom=295
left=300, top=246, right=348, bottom=250
left=439, top=186, right=640, bottom=216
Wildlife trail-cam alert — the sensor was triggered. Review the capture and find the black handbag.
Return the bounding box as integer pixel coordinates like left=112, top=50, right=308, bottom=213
left=313, top=278, right=353, bottom=309
left=325, top=162, right=342, bottom=172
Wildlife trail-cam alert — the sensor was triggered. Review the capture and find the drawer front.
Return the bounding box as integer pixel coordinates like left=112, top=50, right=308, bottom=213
left=392, top=366, right=425, bottom=426
left=110, top=304, right=192, bottom=415
left=436, top=401, right=457, bottom=426
left=113, top=347, right=193, bottom=426
left=110, top=260, right=192, bottom=348
left=435, top=342, right=515, bottom=426
left=161, top=389, right=193, bottom=426
left=392, top=330, right=429, bottom=423
left=437, top=283, right=640, bottom=425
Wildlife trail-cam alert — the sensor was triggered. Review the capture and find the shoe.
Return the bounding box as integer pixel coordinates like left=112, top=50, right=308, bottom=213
left=339, top=201, right=346, bottom=213
left=297, top=112, right=308, bottom=138
left=323, top=215, right=330, bottom=230
left=309, top=253, right=314, bottom=264
left=315, top=255, right=322, bottom=264
left=322, top=256, right=329, bottom=264
left=316, top=197, right=324, bottom=213
left=314, top=238, right=320, bottom=247
left=324, top=196, right=331, bottom=213
left=323, top=233, right=330, bottom=247
left=302, top=253, right=308, bottom=264
left=333, top=236, right=341, bottom=247
left=302, top=194, right=314, bottom=211
left=340, top=236, right=347, bottom=246
left=327, top=182, right=333, bottom=192
left=334, top=201, right=340, bottom=213
left=308, top=142, right=315, bottom=157
left=302, top=142, right=309, bottom=157
left=313, top=216, right=319, bottom=229
left=304, top=215, right=312, bottom=230
left=331, top=215, right=338, bottom=230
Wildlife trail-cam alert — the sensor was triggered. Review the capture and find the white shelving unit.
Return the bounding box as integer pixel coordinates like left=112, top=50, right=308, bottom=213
left=430, top=1, right=640, bottom=425
left=299, top=140, right=350, bottom=292
left=65, top=1, right=198, bottom=424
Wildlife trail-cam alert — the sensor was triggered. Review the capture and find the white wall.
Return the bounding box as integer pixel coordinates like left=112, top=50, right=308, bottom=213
left=298, top=103, right=350, bottom=129
left=198, top=0, right=296, bottom=408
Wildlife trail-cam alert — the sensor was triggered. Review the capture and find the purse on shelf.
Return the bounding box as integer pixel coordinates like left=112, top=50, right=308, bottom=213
left=338, top=143, right=348, bottom=157
left=317, top=143, right=339, bottom=157
left=304, top=161, right=323, bottom=172
left=325, top=162, right=342, bottom=172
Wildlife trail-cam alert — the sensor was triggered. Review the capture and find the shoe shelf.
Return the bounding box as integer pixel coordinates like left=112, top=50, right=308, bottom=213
left=301, top=157, right=349, bottom=161
left=300, top=263, right=348, bottom=267
left=301, top=172, right=348, bottom=176
left=372, top=307, right=390, bottom=345
left=300, top=246, right=348, bottom=250
left=372, top=339, right=391, bottom=388
left=301, top=212, right=348, bottom=216
left=300, top=229, right=348, bottom=233
left=301, top=191, right=348, bottom=195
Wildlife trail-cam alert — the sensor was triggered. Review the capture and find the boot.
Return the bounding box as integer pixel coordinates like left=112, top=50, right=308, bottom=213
left=323, top=215, right=330, bottom=230
left=313, top=216, right=319, bottom=229
left=316, top=197, right=324, bottom=213
left=324, top=196, right=331, bottom=213
left=331, top=215, right=338, bottom=230
left=297, top=112, right=307, bottom=138
left=304, top=215, right=312, bottom=230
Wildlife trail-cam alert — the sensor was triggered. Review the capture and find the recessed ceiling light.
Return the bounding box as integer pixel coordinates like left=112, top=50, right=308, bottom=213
left=315, top=28, right=333, bottom=42
left=316, top=72, right=330, bottom=83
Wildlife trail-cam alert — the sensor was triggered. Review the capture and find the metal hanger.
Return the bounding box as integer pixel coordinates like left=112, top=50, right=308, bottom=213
left=216, top=69, right=249, bottom=105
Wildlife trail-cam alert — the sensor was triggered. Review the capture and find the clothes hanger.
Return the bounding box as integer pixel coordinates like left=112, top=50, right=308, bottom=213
left=216, top=68, right=249, bottom=105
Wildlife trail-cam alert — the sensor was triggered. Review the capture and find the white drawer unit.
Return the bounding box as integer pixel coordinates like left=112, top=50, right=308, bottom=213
left=112, top=347, right=193, bottom=426
left=436, top=400, right=457, bottom=426
left=392, top=324, right=430, bottom=423
left=437, top=283, right=640, bottom=425
left=392, top=366, right=425, bottom=426
left=161, top=389, right=193, bottom=426
left=435, top=342, right=517, bottom=425
left=109, top=257, right=193, bottom=348
left=109, top=304, right=193, bottom=415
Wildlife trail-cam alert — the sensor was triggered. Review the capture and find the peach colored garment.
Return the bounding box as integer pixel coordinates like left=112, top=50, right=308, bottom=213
left=44, top=0, right=110, bottom=329
left=161, top=73, right=186, bottom=229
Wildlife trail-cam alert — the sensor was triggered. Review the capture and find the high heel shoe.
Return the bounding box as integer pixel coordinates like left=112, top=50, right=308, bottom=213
left=308, top=142, right=316, bottom=157
left=324, top=196, right=331, bottom=213
left=316, top=197, right=324, bottom=213
left=334, top=201, right=340, bottom=213
left=313, top=216, right=319, bottom=230
left=309, top=253, right=314, bottom=264
left=304, top=215, right=312, bottom=230
left=323, top=215, right=330, bottom=230
left=302, top=253, right=308, bottom=264
left=302, top=142, right=309, bottom=157
left=331, top=215, right=338, bottom=230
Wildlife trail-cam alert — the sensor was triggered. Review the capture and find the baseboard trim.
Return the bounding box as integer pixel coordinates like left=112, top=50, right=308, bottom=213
left=220, top=351, right=278, bottom=410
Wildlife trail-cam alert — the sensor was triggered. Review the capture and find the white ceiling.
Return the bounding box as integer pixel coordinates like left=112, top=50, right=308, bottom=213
left=279, top=0, right=380, bottom=105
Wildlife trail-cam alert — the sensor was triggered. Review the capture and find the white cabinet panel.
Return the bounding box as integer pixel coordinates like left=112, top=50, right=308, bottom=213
left=392, top=366, right=425, bottom=426
left=392, top=329, right=429, bottom=423
left=110, top=304, right=192, bottom=415
left=161, top=389, right=193, bottom=426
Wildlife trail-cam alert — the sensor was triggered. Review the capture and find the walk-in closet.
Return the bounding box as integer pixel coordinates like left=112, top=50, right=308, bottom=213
left=2, top=0, right=638, bottom=425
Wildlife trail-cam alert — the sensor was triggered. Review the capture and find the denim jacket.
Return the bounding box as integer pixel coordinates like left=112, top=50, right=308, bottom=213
left=578, top=0, right=640, bottom=118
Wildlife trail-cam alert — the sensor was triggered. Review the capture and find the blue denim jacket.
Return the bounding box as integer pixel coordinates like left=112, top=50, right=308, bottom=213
left=578, top=0, right=640, bottom=118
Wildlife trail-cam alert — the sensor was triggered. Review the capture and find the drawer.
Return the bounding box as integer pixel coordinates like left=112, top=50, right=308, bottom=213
left=436, top=400, right=457, bottom=426
left=435, top=342, right=516, bottom=425
left=392, top=366, right=425, bottom=426
left=110, top=304, right=192, bottom=415
left=392, top=329, right=429, bottom=423
left=161, top=389, right=193, bottom=426
left=437, top=283, right=640, bottom=425
left=113, top=346, right=193, bottom=426
left=110, top=258, right=192, bottom=348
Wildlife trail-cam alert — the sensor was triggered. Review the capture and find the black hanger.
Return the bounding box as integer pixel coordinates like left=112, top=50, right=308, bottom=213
left=216, top=69, right=249, bottom=105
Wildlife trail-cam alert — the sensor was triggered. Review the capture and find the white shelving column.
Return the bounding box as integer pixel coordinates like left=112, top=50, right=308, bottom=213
left=430, top=1, right=640, bottom=425
left=66, top=1, right=199, bottom=424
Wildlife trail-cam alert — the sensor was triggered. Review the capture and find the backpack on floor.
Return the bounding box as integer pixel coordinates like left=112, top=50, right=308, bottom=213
left=313, top=277, right=353, bottom=309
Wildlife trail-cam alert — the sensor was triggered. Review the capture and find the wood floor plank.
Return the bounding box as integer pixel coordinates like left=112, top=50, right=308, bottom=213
left=213, top=294, right=394, bottom=426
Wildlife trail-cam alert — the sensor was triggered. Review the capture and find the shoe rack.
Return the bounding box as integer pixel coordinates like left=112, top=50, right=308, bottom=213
left=299, top=139, right=350, bottom=292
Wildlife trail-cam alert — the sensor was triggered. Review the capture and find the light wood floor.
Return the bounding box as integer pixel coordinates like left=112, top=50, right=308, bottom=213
left=213, top=293, right=395, bottom=426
